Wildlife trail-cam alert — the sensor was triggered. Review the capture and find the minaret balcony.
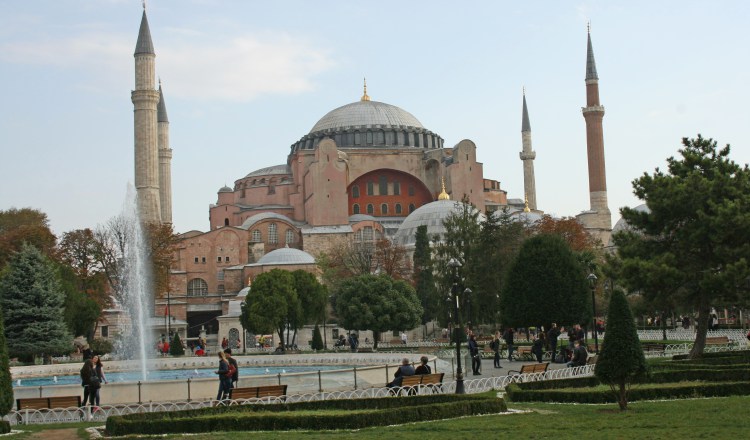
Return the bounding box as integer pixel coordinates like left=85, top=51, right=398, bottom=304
left=581, top=105, right=605, bottom=115
left=519, top=151, right=536, bottom=160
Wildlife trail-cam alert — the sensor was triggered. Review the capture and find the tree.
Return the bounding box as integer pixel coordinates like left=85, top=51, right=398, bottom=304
left=373, top=238, right=412, bottom=281
left=0, top=208, right=57, bottom=268
left=413, top=225, right=438, bottom=333
left=170, top=333, right=185, bottom=356
left=0, top=305, right=13, bottom=417
left=311, top=324, right=324, bottom=351
left=595, top=289, right=647, bottom=410
left=290, top=270, right=327, bottom=346
left=58, top=228, right=109, bottom=309
left=610, top=135, right=750, bottom=358
left=59, top=264, right=100, bottom=338
left=532, top=215, right=601, bottom=252
left=501, top=234, right=590, bottom=329
left=334, top=274, right=422, bottom=349
left=0, top=244, right=72, bottom=361
left=240, top=269, right=302, bottom=351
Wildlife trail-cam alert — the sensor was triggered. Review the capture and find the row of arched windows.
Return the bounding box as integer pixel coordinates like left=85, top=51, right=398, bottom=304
left=187, top=278, right=224, bottom=296
left=352, top=203, right=415, bottom=215
left=250, top=223, right=296, bottom=244
left=352, top=181, right=414, bottom=198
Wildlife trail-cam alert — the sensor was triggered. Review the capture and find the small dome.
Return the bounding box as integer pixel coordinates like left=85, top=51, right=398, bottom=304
left=244, top=164, right=291, bottom=178
left=218, top=185, right=233, bottom=193
left=310, top=100, right=423, bottom=134
left=609, top=203, right=650, bottom=246
left=393, top=200, right=485, bottom=247
left=256, top=247, right=315, bottom=266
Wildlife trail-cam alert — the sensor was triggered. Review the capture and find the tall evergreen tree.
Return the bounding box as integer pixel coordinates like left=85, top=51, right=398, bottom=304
left=0, top=243, right=72, bottom=361
left=611, top=135, right=750, bottom=358
left=413, top=225, right=438, bottom=332
left=170, top=332, right=185, bottom=356
left=0, top=305, right=13, bottom=417
left=501, top=234, right=590, bottom=329
left=595, top=289, right=647, bottom=411
left=311, top=324, right=324, bottom=351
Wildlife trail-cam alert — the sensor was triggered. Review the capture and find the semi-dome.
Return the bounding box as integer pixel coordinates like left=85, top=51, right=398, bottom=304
left=256, top=247, right=315, bottom=266
left=393, top=200, right=485, bottom=247
left=608, top=203, right=650, bottom=247
left=310, top=100, right=423, bottom=133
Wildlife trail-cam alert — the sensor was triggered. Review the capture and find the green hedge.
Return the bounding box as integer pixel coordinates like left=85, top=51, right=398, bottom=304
left=0, top=421, right=9, bottom=434
left=106, top=395, right=507, bottom=436
left=671, top=350, right=750, bottom=361
left=506, top=381, right=750, bottom=403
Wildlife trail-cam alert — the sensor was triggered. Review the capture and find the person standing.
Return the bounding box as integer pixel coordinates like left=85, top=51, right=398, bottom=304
left=468, top=333, right=481, bottom=375
left=503, top=327, right=515, bottom=361
left=224, top=348, right=239, bottom=389
left=401, top=331, right=407, bottom=345
left=91, top=355, right=108, bottom=408
left=547, top=323, right=561, bottom=362
left=79, top=358, right=96, bottom=407
left=531, top=335, right=544, bottom=363
left=215, top=351, right=232, bottom=401
left=491, top=331, right=501, bottom=368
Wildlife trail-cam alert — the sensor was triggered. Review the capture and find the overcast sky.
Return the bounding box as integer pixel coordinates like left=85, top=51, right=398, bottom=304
left=1, top=0, right=749, bottom=236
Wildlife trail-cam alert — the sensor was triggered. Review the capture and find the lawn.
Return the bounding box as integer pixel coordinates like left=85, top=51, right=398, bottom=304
left=7, top=395, right=747, bottom=439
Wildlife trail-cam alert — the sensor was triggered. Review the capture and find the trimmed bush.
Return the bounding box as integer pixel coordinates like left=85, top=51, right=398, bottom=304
left=106, top=394, right=506, bottom=435
left=89, top=338, right=113, bottom=356
left=0, top=420, right=9, bottom=434
left=311, top=324, right=324, bottom=351
left=170, top=333, right=185, bottom=356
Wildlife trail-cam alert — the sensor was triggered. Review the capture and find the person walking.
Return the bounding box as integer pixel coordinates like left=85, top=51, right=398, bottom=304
left=79, top=358, right=96, bottom=407
left=468, top=333, right=481, bottom=375
left=547, top=323, right=561, bottom=362
left=491, top=331, right=501, bottom=368
left=224, top=348, right=239, bottom=389
left=532, top=335, right=544, bottom=363
left=215, top=351, right=233, bottom=401
left=91, top=355, right=108, bottom=408
left=503, top=327, right=515, bottom=361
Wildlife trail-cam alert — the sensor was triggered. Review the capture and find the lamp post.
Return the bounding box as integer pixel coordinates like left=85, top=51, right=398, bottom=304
left=447, top=258, right=465, bottom=394
left=587, top=273, right=599, bottom=354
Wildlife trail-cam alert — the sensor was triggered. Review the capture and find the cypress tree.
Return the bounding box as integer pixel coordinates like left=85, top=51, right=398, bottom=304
left=170, top=333, right=185, bottom=356
left=311, top=324, right=324, bottom=351
left=0, top=305, right=13, bottom=418
left=0, top=243, right=72, bottom=362
left=595, top=289, right=647, bottom=410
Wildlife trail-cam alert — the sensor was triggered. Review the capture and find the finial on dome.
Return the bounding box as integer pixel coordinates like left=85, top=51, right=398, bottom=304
left=587, top=21, right=591, bottom=34
left=142, top=0, right=146, bottom=11
left=523, top=194, right=530, bottom=213
left=361, top=77, right=370, bottom=101
left=437, top=176, right=450, bottom=200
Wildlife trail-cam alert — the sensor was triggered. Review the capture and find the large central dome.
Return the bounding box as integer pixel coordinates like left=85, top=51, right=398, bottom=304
left=309, top=100, right=424, bottom=133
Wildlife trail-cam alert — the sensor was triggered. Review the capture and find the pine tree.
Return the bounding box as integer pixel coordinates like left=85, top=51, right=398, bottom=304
left=311, top=324, right=324, bottom=351
left=595, top=289, right=647, bottom=411
left=170, top=333, right=185, bottom=356
left=413, top=225, right=437, bottom=330
left=0, top=305, right=13, bottom=417
left=0, top=243, right=72, bottom=362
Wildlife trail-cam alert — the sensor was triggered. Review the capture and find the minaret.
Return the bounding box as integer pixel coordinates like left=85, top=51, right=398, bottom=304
left=157, top=81, right=173, bottom=224
left=519, top=90, right=537, bottom=210
left=579, top=26, right=612, bottom=240
left=132, top=8, right=162, bottom=223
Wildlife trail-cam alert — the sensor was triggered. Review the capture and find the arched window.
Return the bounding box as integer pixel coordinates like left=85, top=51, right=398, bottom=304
left=408, top=185, right=415, bottom=196
left=352, top=185, right=360, bottom=198
left=409, top=203, right=416, bottom=213
left=285, top=229, right=295, bottom=244
left=268, top=223, right=278, bottom=244
left=187, top=278, right=208, bottom=296
left=367, top=181, right=374, bottom=196
left=379, top=176, right=388, bottom=195
left=393, top=181, right=400, bottom=195
left=366, top=131, right=373, bottom=144
left=367, top=204, right=374, bottom=214
left=224, top=218, right=229, bottom=226
left=251, top=229, right=261, bottom=242
left=395, top=203, right=402, bottom=214
left=353, top=204, right=360, bottom=214
left=381, top=203, right=388, bottom=215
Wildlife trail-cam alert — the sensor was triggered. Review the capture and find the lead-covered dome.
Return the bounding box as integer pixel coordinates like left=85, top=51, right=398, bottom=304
left=310, top=101, right=423, bottom=133
left=256, top=247, right=315, bottom=266
left=393, top=200, right=485, bottom=247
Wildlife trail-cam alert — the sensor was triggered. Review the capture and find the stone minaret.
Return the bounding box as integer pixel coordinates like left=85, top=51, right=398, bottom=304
left=578, top=27, right=612, bottom=242
left=519, top=90, right=537, bottom=210
left=157, top=82, right=173, bottom=224
left=132, top=9, right=162, bottom=223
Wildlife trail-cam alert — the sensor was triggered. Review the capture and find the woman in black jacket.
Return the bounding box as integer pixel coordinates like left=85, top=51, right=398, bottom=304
left=79, top=358, right=95, bottom=407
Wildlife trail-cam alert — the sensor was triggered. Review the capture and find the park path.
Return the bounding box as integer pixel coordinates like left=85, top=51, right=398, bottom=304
left=26, top=428, right=81, bottom=440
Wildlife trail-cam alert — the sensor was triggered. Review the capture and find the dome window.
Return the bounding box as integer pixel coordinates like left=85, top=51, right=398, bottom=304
left=285, top=229, right=295, bottom=244
left=268, top=223, right=278, bottom=244
left=251, top=229, right=261, bottom=243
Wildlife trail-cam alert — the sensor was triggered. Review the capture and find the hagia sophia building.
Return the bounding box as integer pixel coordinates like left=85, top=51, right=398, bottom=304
left=121, top=9, right=612, bottom=345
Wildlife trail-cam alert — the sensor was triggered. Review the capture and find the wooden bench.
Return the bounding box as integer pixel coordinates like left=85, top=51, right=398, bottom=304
left=642, top=343, right=666, bottom=354
left=513, top=346, right=534, bottom=361
left=586, top=355, right=598, bottom=365
left=507, top=362, right=549, bottom=378
left=705, top=336, right=731, bottom=345
left=228, top=385, right=287, bottom=401
left=17, top=396, right=81, bottom=411
left=398, top=373, right=445, bottom=395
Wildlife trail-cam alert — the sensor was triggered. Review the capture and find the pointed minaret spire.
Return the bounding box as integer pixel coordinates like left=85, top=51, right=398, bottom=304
left=157, top=81, right=173, bottom=224
left=361, top=77, right=370, bottom=101
left=519, top=89, right=537, bottom=210
left=586, top=23, right=598, bottom=81
left=157, top=80, right=169, bottom=123
left=135, top=10, right=154, bottom=55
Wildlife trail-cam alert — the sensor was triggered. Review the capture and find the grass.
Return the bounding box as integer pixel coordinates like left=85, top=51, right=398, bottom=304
left=5, top=396, right=749, bottom=439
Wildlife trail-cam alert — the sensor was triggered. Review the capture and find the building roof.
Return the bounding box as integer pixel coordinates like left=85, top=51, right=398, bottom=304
left=240, top=212, right=296, bottom=230
left=309, top=100, right=423, bottom=134
left=244, top=164, right=291, bottom=178
left=393, top=200, right=485, bottom=247
left=134, top=11, right=154, bottom=55
left=256, top=247, right=316, bottom=266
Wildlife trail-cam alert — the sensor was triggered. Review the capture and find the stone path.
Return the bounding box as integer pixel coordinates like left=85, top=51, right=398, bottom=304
left=25, top=428, right=81, bottom=440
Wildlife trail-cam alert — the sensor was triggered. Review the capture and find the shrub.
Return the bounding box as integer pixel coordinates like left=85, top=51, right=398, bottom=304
left=311, top=324, right=324, bottom=351
left=89, top=338, right=113, bottom=355
left=594, top=289, right=647, bottom=410
left=0, top=420, right=9, bottom=434
left=170, top=333, right=185, bottom=356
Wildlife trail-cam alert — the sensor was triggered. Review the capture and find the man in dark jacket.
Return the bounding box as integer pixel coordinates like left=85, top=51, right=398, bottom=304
left=547, top=323, right=561, bottom=362
left=503, top=328, right=515, bottom=361
left=387, top=358, right=416, bottom=388
left=468, top=334, right=481, bottom=375
left=224, top=348, right=239, bottom=388
left=566, top=340, right=588, bottom=367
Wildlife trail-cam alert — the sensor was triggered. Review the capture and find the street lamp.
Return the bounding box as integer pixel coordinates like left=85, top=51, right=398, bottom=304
left=447, top=257, right=465, bottom=394
left=587, top=273, right=599, bottom=354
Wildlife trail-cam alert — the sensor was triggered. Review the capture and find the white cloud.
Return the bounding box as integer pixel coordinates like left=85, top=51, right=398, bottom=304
left=0, top=30, right=336, bottom=102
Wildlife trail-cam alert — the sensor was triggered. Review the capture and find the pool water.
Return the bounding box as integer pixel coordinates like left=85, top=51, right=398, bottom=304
left=14, top=365, right=350, bottom=388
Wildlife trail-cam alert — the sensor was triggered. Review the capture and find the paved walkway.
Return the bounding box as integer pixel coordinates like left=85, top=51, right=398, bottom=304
left=443, top=355, right=571, bottom=380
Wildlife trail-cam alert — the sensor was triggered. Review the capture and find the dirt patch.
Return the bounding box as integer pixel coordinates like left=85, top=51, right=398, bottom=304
left=26, top=428, right=81, bottom=440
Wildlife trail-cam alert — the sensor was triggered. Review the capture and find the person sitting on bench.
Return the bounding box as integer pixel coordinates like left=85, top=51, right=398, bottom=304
left=387, top=358, right=415, bottom=387
left=415, top=356, right=431, bottom=375
left=566, top=340, right=588, bottom=367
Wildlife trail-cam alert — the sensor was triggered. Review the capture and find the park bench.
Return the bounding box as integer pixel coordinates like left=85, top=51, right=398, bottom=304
left=513, top=346, right=534, bottom=361
left=705, top=336, right=731, bottom=345
left=586, top=355, right=598, bottom=365
left=398, top=373, right=445, bottom=395
left=642, top=343, right=666, bottom=354
left=16, top=396, right=81, bottom=411
left=507, top=362, right=549, bottom=380
left=229, top=385, right=287, bottom=401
